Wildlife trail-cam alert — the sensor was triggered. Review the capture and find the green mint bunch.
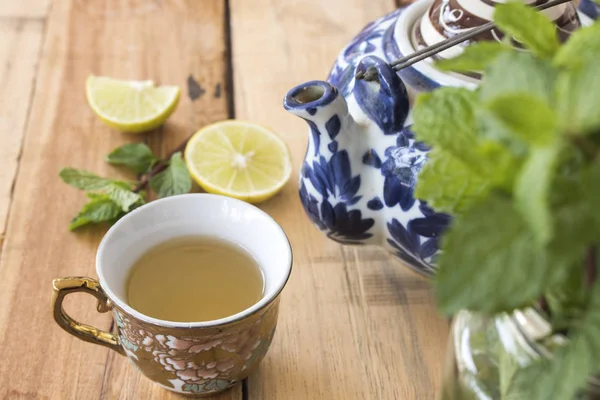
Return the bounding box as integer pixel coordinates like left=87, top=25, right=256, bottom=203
left=60, top=143, right=191, bottom=231
left=413, top=3, right=600, bottom=398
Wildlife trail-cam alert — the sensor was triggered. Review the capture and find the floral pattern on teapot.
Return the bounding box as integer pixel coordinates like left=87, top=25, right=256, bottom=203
left=284, top=5, right=452, bottom=276
left=579, top=0, right=600, bottom=20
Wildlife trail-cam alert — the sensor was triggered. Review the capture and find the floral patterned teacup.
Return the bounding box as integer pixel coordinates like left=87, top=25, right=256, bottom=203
left=52, top=194, right=292, bottom=395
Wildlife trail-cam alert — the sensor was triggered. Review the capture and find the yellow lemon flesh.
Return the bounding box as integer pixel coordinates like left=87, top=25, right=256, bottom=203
left=86, top=75, right=180, bottom=133
left=185, top=120, right=292, bottom=203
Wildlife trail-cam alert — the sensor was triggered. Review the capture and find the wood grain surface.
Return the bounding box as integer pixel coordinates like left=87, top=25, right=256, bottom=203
left=0, top=0, right=449, bottom=398
left=0, top=0, right=49, bottom=19
left=0, top=16, right=45, bottom=249
left=229, top=0, right=449, bottom=398
left=0, top=1, right=238, bottom=399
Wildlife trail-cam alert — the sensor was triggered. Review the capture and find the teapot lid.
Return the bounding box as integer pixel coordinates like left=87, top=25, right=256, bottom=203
left=415, top=0, right=580, bottom=56
left=394, top=0, right=581, bottom=87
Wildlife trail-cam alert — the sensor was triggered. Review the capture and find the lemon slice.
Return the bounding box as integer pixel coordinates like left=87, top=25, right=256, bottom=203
left=86, top=75, right=180, bottom=133
left=185, top=120, right=292, bottom=203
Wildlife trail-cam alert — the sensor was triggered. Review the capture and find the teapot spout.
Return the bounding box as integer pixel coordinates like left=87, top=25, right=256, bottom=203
left=284, top=80, right=352, bottom=156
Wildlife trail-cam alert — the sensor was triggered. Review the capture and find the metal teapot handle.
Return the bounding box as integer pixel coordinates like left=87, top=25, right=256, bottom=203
left=353, top=55, right=409, bottom=134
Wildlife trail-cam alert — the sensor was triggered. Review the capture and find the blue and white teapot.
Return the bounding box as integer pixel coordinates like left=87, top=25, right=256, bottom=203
left=284, top=0, right=589, bottom=276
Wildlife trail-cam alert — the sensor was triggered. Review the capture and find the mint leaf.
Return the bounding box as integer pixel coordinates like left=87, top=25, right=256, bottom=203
left=514, top=281, right=600, bottom=400
left=86, top=192, right=106, bottom=200
left=494, top=2, right=560, bottom=59
left=60, top=167, right=140, bottom=211
left=435, top=196, right=566, bottom=315
left=486, top=94, right=557, bottom=146
left=413, top=87, right=521, bottom=191
left=415, top=149, right=490, bottom=214
left=580, top=166, right=600, bottom=226
left=105, top=143, right=157, bottom=174
left=435, top=42, right=511, bottom=73
left=106, top=184, right=143, bottom=212
left=479, top=52, right=558, bottom=103
left=549, top=167, right=600, bottom=264
left=413, top=88, right=479, bottom=164
left=554, top=23, right=600, bottom=67
left=556, top=59, right=600, bottom=135
left=514, top=146, right=560, bottom=246
left=69, top=195, right=121, bottom=231
left=149, top=152, right=191, bottom=198
left=475, top=140, right=524, bottom=191
left=59, top=168, right=118, bottom=190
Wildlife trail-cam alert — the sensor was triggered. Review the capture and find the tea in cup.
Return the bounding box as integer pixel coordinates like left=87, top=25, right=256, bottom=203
left=52, top=194, right=292, bottom=395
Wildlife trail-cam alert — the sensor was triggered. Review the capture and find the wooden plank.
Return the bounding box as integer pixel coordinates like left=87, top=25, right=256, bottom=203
left=229, top=1, right=450, bottom=398
left=0, top=0, right=238, bottom=399
left=0, top=0, right=49, bottom=19
left=0, top=19, right=45, bottom=247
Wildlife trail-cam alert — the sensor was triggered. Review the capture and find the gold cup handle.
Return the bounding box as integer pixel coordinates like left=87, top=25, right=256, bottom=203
left=52, top=277, right=125, bottom=356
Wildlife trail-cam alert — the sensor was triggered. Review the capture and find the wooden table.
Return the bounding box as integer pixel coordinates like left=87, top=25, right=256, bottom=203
left=0, top=0, right=449, bottom=398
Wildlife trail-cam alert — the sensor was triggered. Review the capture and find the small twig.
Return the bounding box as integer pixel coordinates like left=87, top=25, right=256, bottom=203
left=571, top=136, right=600, bottom=162
left=539, top=296, right=549, bottom=314
left=133, top=135, right=191, bottom=193
left=586, top=246, right=597, bottom=289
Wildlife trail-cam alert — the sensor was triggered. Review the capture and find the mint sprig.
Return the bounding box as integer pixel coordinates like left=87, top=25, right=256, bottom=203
left=61, top=143, right=192, bottom=230
left=149, top=152, right=191, bottom=198
left=68, top=193, right=123, bottom=231
left=105, top=143, right=157, bottom=174
left=59, top=168, right=130, bottom=191
left=415, top=5, right=600, bottom=396
left=434, top=196, right=567, bottom=315
left=106, top=184, right=144, bottom=212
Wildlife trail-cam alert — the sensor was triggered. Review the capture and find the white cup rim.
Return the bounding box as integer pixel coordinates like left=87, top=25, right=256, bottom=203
left=96, top=193, right=293, bottom=329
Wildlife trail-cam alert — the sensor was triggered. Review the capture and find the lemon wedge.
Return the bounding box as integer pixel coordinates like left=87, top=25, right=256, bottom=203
left=185, top=120, right=292, bottom=203
left=86, top=75, right=180, bottom=133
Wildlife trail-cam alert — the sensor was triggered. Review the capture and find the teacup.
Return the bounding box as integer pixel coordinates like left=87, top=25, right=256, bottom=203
left=52, top=194, right=292, bottom=395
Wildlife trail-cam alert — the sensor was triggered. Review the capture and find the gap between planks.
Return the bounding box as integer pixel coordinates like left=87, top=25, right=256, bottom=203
left=0, top=15, right=48, bottom=257
left=228, top=0, right=450, bottom=398
left=0, top=0, right=238, bottom=399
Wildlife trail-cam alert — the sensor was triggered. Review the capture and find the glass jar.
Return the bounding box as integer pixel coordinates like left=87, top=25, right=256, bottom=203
left=440, top=309, right=600, bottom=399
